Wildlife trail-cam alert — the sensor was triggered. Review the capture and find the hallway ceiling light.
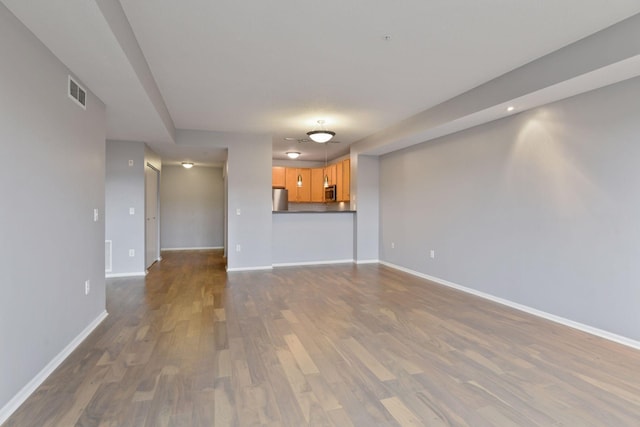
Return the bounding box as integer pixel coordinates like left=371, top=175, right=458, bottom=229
left=181, top=162, right=194, bottom=169
left=286, top=151, right=300, bottom=159
left=307, top=120, right=335, bottom=143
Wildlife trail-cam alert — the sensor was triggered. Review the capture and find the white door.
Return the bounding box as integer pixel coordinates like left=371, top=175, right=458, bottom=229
left=145, top=165, right=159, bottom=269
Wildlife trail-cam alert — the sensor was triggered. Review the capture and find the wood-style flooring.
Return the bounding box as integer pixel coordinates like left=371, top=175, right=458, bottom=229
left=4, top=249, right=640, bottom=426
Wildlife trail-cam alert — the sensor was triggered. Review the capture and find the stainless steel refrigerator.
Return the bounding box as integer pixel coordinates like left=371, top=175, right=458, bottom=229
left=272, top=188, right=288, bottom=211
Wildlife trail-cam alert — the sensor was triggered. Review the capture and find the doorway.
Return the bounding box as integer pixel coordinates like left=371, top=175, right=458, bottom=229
left=145, top=164, right=160, bottom=269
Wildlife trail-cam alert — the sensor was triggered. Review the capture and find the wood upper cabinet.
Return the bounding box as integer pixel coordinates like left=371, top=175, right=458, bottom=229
left=336, top=161, right=343, bottom=201
left=285, top=168, right=311, bottom=202
left=272, top=167, right=286, bottom=188
left=324, top=164, right=337, bottom=186
left=311, top=168, right=324, bottom=202
left=285, top=168, right=298, bottom=202
left=334, top=159, right=351, bottom=202
left=276, top=162, right=349, bottom=203
left=297, top=168, right=311, bottom=202
left=342, top=159, right=350, bottom=201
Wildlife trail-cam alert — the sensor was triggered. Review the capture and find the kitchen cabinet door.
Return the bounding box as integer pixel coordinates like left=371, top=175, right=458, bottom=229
left=342, top=159, right=350, bottom=201
left=297, top=168, right=311, bottom=202
left=285, top=168, right=298, bottom=202
left=311, top=168, right=324, bottom=202
left=322, top=163, right=337, bottom=188
left=272, top=167, right=285, bottom=188
left=336, top=161, right=343, bottom=201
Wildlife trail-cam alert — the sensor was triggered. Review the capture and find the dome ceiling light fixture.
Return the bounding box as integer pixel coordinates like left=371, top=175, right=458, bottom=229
left=181, top=162, right=194, bottom=169
left=286, top=151, right=300, bottom=159
left=306, top=120, right=335, bottom=143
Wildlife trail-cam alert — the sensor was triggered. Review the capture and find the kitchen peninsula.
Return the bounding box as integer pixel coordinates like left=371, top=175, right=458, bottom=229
left=272, top=210, right=355, bottom=265
left=272, top=161, right=355, bottom=265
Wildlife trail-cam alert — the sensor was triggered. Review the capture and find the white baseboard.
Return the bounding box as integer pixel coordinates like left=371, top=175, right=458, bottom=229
left=105, top=271, right=147, bottom=278
left=0, top=311, right=108, bottom=425
left=356, top=259, right=379, bottom=265
left=161, top=246, right=224, bottom=251
left=379, top=261, right=640, bottom=351
left=226, top=265, right=274, bottom=272
left=273, top=259, right=354, bottom=268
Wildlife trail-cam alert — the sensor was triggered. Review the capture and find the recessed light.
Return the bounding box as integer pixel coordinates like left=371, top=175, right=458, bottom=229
left=507, top=106, right=515, bottom=112
left=286, top=152, right=300, bottom=159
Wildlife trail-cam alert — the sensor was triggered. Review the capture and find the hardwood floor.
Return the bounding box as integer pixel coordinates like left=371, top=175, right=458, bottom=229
left=4, top=249, right=640, bottom=426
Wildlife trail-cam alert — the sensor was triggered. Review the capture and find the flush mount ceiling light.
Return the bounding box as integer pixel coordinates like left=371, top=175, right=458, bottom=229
left=286, top=151, right=300, bottom=159
left=181, top=162, right=194, bottom=169
left=507, top=106, right=515, bottom=112
left=307, top=120, right=335, bottom=143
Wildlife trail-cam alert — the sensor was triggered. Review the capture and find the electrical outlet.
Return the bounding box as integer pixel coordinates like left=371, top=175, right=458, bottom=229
left=236, top=244, right=241, bottom=252
left=430, top=250, right=435, bottom=259
left=129, top=207, right=135, bottom=215
left=84, top=280, right=90, bottom=295
left=93, top=208, right=99, bottom=222
left=128, top=159, right=134, bottom=166
left=236, top=208, right=241, bottom=216
left=391, top=242, right=395, bottom=249
left=129, top=249, right=135, bottom=257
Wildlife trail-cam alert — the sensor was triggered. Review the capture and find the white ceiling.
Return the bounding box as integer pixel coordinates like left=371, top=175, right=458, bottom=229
left=3, top=0, right=640, bottom=164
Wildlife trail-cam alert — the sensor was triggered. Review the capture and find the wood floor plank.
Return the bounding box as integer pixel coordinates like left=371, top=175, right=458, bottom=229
left=284, top=333, right=320, bottom=375
left=4, top=249, right=640, bottom=426
left=380, top=396, right=426, bottom=426
left=342, top=337, right=397, bottom=382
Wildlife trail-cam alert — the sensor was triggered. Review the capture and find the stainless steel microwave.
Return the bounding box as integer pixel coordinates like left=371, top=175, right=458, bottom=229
left=325, top=185, right=336, bottom=201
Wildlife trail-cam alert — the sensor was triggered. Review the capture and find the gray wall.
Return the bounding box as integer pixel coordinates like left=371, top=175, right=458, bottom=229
left=0, top=3, right=106, bottom=414
left=226, top=139, right=273, bottom=270
left=105, top=140, right=145, bottom=275
left=353, top=155, right=380, bottom=262
left=380, top=76, right=640, bottom=341
left=105, top=141, right=162, bottom=275
left=160, top=166, right=224, bottom=249
left=272, top=213, right=354, bottom=264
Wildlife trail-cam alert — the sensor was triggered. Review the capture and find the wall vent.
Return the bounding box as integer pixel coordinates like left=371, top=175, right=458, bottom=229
left=68, top=75, right=86, bottom=109
left=105, top=240, right=112, bottom=273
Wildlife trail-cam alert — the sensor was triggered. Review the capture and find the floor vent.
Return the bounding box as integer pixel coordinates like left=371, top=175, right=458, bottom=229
left=68, top=75, right=86, bottom=109
left=105, top=240, right=112, bottom=273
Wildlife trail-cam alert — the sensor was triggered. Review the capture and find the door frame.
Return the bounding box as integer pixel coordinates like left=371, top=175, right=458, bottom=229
left=145, top=163, right=160, bottom=269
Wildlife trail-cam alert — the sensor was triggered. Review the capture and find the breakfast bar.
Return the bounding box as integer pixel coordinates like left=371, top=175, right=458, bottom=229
left=272, top=210, right=355, bottom=266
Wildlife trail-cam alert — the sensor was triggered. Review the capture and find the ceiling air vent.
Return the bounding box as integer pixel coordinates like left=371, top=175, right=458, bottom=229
left=68, top=75, right=86, bottom=109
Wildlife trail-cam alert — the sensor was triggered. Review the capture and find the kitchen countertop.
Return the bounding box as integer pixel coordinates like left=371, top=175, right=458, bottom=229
left=272, top=210, right=356, bottom=214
